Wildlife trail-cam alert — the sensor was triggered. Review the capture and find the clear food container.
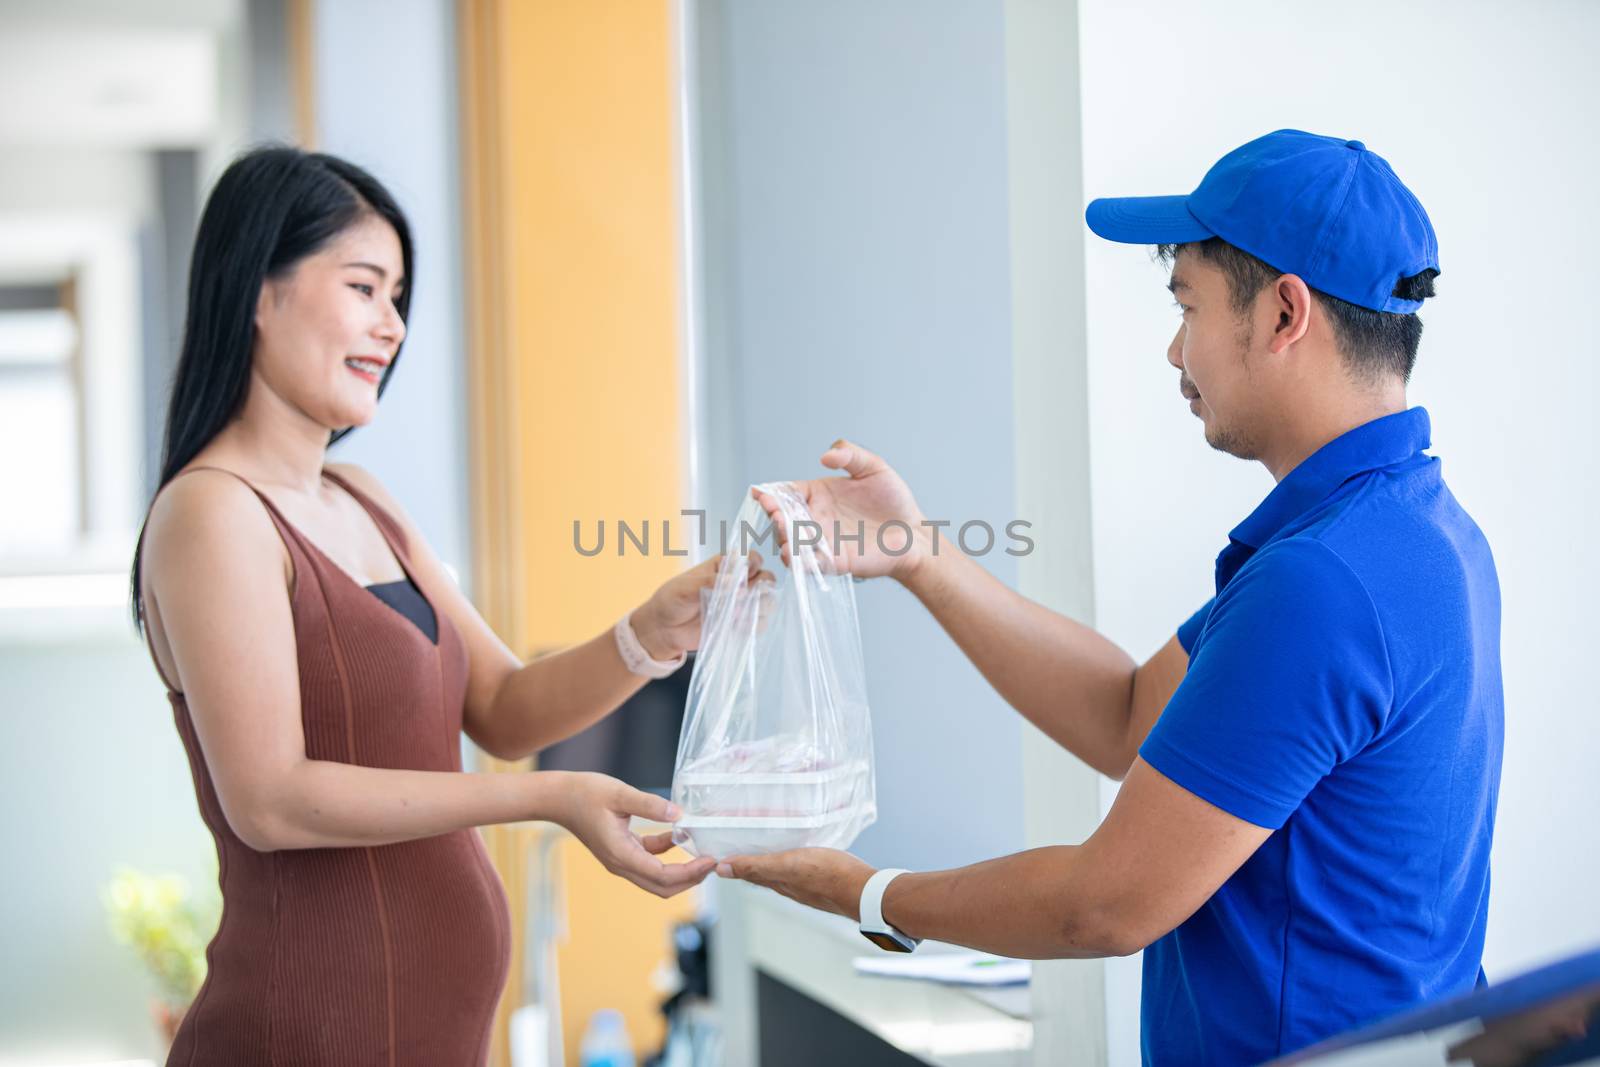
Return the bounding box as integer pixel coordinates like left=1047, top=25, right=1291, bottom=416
left=672, top=737, right=875, bottom=857
left=673, top=804, right=876, bottom=859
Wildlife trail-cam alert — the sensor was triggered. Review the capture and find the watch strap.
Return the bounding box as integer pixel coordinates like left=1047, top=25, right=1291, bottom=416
left=860, top=868, right=918, bottom=950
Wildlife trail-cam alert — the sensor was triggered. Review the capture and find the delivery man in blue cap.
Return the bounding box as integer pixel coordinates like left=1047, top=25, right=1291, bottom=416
left=718, top=130, right=1505, bottom=1063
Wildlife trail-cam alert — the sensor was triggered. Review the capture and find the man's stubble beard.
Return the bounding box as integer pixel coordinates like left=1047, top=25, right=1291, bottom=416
left=1202, top=320, right=1263, bottom=462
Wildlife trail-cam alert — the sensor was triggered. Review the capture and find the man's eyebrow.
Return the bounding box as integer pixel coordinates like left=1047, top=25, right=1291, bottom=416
left=1166, top=275, right=1192, bottom=295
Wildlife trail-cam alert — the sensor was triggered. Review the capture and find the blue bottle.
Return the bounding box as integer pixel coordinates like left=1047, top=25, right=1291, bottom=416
left=579, top=1008, right=635, bottom=1067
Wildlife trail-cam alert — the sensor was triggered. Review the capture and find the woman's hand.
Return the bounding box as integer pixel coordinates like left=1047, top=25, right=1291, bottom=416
left=551, top=771, right=715, bottom=897
left=631, top=551, right=771, bottom=661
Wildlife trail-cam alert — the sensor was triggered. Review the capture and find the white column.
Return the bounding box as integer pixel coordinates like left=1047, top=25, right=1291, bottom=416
left=1004, top=2, right=1108, bottom=1064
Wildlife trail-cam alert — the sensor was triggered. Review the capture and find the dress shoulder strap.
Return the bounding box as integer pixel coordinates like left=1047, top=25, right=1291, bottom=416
left=164, top=466, right=309, bottom=553
left=137, top=465, right=304, bottom=695
left=171, top=465, right=285, bottom=518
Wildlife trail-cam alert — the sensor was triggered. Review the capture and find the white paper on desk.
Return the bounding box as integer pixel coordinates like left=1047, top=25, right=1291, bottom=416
left=853, top=952, right=1031, bottom=987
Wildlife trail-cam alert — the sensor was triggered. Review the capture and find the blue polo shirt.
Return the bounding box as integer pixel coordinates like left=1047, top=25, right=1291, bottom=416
left=1138, top=407, right=1504, bottom=1065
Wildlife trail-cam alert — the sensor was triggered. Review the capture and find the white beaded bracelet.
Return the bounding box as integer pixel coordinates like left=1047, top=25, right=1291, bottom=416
left=613, top=611, right=687, bottom=679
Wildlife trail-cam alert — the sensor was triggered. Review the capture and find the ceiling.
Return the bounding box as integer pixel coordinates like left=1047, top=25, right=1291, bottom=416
left=0, top=0, right=242, bottom=149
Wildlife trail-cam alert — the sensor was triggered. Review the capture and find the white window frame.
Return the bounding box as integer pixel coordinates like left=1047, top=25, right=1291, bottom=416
left=0, top=213, right=145, bottom=638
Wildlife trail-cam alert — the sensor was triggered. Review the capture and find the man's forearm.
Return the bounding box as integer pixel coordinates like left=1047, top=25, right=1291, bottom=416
left=902, top=547, right=1141, bottom=777
left=878, top=846, right=1135, bottom=960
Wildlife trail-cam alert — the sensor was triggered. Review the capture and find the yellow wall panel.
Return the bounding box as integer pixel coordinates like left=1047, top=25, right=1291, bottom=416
left=463, top=1, right=695, bottom=1062
left=503, top=0, right=688, bottom=650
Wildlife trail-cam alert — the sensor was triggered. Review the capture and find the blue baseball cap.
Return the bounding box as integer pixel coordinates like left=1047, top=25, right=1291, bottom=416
left=1085, top=129, right=1439, bottom=313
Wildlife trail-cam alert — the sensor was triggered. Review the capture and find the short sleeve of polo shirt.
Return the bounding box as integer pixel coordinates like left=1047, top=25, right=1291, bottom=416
left=1176, top=599, right=1214, bottom=654
left=1140, top=538, right=1394, bottom=830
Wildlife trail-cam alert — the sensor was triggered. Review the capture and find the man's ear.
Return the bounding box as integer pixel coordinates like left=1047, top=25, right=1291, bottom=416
left=1268, top=273, right=1313, bottom=354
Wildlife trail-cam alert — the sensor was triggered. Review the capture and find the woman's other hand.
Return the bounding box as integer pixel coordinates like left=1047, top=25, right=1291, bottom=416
left=631, top=551, right=770, bottom=661
left=551, top=771, right=714, bottom=897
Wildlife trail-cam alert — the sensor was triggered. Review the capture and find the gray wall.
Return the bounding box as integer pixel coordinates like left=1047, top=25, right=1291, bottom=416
left=140, top=149, right=200, bottom=497
left=315, top=0, right=472, bottom=581
left=695, top=0, right=1026, bottom=873
left=245, top=0, right=297, bottom=143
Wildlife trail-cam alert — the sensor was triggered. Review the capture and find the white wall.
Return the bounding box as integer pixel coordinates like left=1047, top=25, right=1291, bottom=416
left=1003, top=2, right=1107, bottom=1058
left=1075, top=1, right=1600, bottom=1061
left=0, top=147, right=155, bottom=218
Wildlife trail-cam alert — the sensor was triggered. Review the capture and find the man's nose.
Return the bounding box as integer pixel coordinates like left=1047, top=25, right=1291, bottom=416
left=1166, top=324, right=1185, bottom=370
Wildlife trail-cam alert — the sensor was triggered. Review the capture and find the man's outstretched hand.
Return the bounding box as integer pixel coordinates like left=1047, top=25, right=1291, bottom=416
left=716, top=847, right=877, bottom=921
left=751, top=439, right=929, bottom=582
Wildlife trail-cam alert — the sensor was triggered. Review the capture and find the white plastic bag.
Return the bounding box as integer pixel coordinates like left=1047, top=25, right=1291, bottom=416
left=670, top=483, right=877, bottom=858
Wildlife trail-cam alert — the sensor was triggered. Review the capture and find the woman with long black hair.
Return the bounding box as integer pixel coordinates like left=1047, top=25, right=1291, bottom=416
left=131, top=146, right=744, bottom=1064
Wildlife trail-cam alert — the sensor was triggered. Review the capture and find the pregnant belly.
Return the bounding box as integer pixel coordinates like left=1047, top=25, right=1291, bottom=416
left=371, top=830, right=513, bottom=1001
left=187, top=831, right=513, bottom=1063
left=274, top=831, right=511, bottom=1006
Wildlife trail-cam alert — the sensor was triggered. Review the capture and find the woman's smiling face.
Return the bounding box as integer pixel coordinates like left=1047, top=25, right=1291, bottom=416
left=251, top=212, right=407, bottom=433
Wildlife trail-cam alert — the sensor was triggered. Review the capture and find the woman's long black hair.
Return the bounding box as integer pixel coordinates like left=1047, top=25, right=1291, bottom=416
left=130, top=145, right=414, bottom=630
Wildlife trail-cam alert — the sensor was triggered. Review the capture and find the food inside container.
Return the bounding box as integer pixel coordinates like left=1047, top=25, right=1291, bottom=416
left=675, top=735, right=868, bottom=815
left=673, top=806, right=876, bottom=859
left=671, top=735, right=875, bottom=856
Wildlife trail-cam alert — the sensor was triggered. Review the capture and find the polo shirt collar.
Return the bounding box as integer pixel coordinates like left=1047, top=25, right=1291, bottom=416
left=1229, top=406, right=1432, bottom=550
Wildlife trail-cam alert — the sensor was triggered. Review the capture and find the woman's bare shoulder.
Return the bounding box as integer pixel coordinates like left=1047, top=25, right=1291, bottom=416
left=143, top=469, right=284, bottom=590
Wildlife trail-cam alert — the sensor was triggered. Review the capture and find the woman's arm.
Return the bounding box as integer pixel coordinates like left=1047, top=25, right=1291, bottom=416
left=467, top=555, right=743, bottom=758
left=328, top=463, right=752, bottom=761
left=472, top=628, right=664, bottom=760
left=144, top=472, right=713, bottom=896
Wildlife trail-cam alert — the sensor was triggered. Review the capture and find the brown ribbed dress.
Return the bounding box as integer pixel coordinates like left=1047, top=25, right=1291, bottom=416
left=140, top=468, right=512, bottom=1066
